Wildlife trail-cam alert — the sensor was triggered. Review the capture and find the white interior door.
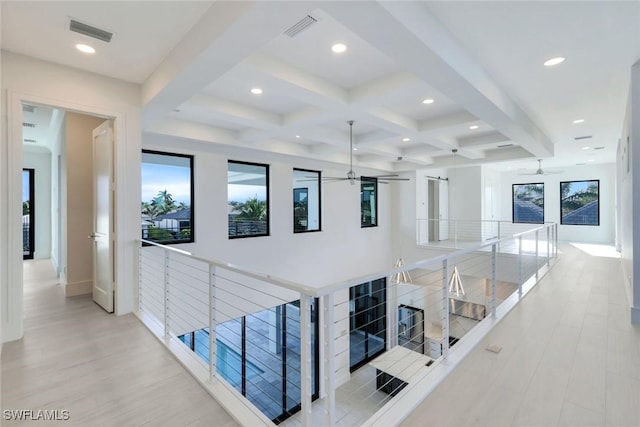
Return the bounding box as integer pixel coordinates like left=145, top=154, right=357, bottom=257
left=92, top=120, right=114, bottom=313
left=438, top=179, right=449, bottom=241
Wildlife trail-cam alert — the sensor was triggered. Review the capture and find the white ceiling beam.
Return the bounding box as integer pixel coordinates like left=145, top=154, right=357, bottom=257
left=458, top=131, right=511, bottom=149
left=141, top=1, right=321, bottom=127
left=322, top=1, right=554, bottom=158
left=183, top=93, right=282, bottom=130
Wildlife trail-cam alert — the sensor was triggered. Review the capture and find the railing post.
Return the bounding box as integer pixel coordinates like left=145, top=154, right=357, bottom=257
left=442, top=259, right=450, bottom=360
left=322, top=293, right=335, bottom=427
left=163, top=249, right=170, bottom=338
left=546, top=226, right=551, bottom=266
left=454, top=220, right=458, bottom=247
left=209, top=264, right=217, bottom=380
left=518, top=235, right=523, bottom=297
left=491, top=244, right=497, bottom=317
left=497, top=220, right=501, bottom=239
left=535, top=230, right=540, bottom=281
left=300, top=293, right=313, bottom=426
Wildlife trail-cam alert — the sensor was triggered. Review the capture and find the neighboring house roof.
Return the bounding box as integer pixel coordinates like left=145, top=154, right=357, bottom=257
left=514, top=200, right=543, bottom=223
left=563, top=200, right=599, bottom=224
left=156, top=208, right=191, bottom=221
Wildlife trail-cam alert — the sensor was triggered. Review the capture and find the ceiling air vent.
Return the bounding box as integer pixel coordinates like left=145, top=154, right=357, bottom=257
left=22, top=104, right=36, bottom=113
left=23, top=122, right=36, bottom=128
left=284, top=15, right=317, bottom=37
left=574, top=135, right=592, bottom=140
left=69, top=19, right=113, bottom=43
left=24, top=139, right=37, bottom=143
left=594, top=146, right=605, bottom=150
left=497, top=143, right=514, bottom=148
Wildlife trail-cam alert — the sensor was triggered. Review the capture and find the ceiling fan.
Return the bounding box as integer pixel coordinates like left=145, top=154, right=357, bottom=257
left=320, top=120, right=410, bottom=185
left=518, top=159, right=563, bottom=176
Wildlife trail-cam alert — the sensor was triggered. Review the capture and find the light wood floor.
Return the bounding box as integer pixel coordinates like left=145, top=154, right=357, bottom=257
left=1, top=259, right=237, bottom=427
left=402, top=242, right=640, bottom=427
left=4, top=244, right=640, bottom=427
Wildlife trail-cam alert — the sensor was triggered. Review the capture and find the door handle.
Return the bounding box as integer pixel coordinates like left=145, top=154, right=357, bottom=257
left=88, top=234, right=98, bottom=239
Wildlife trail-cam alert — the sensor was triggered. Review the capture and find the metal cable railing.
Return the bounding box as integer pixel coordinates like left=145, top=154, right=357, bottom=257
left=137, top=221, right=558, bottom=427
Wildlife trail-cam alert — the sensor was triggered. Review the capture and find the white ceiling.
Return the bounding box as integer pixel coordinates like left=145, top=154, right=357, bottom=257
left=3, top=1, right=639, bottom=174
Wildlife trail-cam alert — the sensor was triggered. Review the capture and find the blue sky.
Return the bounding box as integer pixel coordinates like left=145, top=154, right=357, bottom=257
left=22, top=170, right=30, bottom=202
left=141, top=163, right=191, bottom=204
left=563, top=180, right=597, bottom=196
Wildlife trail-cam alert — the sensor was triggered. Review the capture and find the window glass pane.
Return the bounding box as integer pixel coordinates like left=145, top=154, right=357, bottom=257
left=361, top=178, right=377, bottom=227
left=216, top=319, right=243, bottom=393
left=560, top=180, right=600, bottom=225
left=245, top=307, right=282, bottom=420
left=293, top=169, right=321, bottom=232
left=22, top=169, right=34, bottom=259
left=141, top=151, right=193, bottom=244
left=228, top=161, right=269, bottom=238
left=349, top=278, right=386, bottom=371
left=512, top=183, right=544, bottom=224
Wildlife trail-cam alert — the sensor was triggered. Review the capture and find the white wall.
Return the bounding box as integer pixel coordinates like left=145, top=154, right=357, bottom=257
left=50, top=112, right=65, bottom=274
left=1, top=51, right=141, bottom=342
left=144, top=136, right=395, bottom=287
left=23, top=147, right=52, bottom=259
left=498, top=163, right=616, bottom=244
left=619, top=59, right=640, bottom=323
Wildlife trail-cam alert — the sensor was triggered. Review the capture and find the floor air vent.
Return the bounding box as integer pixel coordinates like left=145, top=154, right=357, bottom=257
left=69, top=19, right=113, bottom=43
left=284, top=15, right=317, bottom=37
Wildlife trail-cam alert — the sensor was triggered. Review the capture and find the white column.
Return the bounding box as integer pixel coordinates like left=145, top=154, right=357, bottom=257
left=441, top=259, right=450, bottom=359
left=491, top=244, right=497, bottom=317
left=322, top=293, right=335, bottom=427
left=209, top=264, right=217, bottom=380
left=300, top=293, right=313, bottom=425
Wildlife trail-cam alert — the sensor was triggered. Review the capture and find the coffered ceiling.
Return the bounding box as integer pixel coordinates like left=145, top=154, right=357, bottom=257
left=4, top=1, right=639, bottom=173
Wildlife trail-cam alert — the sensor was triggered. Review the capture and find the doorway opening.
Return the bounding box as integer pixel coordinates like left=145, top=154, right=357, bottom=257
left=22, top=168, right=35, bottom=260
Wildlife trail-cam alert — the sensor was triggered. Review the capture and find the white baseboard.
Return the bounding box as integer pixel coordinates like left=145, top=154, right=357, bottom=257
left=65, top=280, right=92, bottom=297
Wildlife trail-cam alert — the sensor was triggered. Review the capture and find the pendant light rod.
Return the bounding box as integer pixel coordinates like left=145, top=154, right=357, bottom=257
left=348, top=120, right=354, bottom=172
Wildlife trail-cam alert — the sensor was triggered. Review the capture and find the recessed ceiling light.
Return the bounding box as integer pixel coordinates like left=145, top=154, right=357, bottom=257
left=250, top=87, right=263, bottom=95
left=582, top=146, right=590, bottom=150
left=422, top=98, right=435, bottom=105
left=588, top=159, right=595, bottom=162
left=353, top=147, right=358, bottom=151
left=469, top=125, right=479, bottom=130
left=544, top=57, right=565, bottom=66
left=295, top=135, right=300, bottom=139
left=75, top=43, right=95, bottom=54
left=573, top=119, right=585, bottom=124
left=331, top=43, right=347, bottom=53
left=402, top=137, right=410, bottom=142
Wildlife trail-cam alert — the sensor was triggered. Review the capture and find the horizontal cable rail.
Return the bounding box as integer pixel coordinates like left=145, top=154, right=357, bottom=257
left=137, top=221, right=558, bottom=427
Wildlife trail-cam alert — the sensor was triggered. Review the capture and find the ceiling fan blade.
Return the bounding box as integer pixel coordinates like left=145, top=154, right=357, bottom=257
left=371, top=174, right=400, bottom=178
left=378, top=177, right=410, bottom=181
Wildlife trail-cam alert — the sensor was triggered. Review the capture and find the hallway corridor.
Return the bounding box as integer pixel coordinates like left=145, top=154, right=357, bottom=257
left=1, top=260, right=237, bottom=426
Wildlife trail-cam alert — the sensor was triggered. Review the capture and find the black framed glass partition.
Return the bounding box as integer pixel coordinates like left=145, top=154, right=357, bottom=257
left=560, top=180, right=600, bottom=225
left=141, top=150, right=194, bottom=244
left=361, top=177, right=378, bottom=227
left=350, top=278, right=386, bottom=371
left=178, top=299, right=319, bottom=424
left=228, top=161, right=269, bottom=238
left=22, top=168, right=35, bottom=259
left=293, top=168, right=321, bottom=233
left=512, top=183, right=544, bottom=224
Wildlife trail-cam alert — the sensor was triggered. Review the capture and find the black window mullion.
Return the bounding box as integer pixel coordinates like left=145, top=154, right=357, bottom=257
left=241, top=316, right=247, bottom=396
